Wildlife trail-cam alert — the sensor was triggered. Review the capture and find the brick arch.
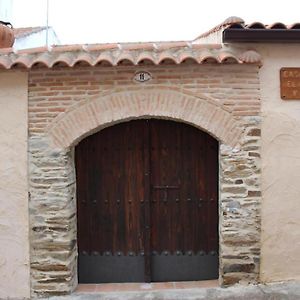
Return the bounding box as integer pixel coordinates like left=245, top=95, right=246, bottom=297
left=46, top=88, right=243, bottom=150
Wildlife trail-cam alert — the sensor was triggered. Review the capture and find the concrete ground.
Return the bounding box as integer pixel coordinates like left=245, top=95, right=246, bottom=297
left=43, top=281, right=300, bottom=300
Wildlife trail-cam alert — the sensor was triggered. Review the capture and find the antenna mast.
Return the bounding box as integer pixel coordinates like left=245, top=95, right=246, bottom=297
left=46, top=0, right=49, bottom=46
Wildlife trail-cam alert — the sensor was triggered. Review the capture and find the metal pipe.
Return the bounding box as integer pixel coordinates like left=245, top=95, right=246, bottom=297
left=46, top=0, right=49, bottom=46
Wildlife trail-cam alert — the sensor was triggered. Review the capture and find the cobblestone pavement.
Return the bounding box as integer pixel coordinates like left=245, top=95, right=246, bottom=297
left=42, top=281, right=300, bottom=300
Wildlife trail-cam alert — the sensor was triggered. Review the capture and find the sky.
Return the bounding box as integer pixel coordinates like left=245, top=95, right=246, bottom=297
left=7, top=0, right=300, bottom=45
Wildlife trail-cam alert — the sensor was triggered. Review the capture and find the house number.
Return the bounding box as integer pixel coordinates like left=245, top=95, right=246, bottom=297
left=134, top=71, right=152, bottom=83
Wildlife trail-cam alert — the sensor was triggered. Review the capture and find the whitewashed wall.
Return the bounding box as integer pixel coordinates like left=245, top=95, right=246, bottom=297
left=0, top=71, right=30, bottom=299
left=258, top=44, right=300, bottom=282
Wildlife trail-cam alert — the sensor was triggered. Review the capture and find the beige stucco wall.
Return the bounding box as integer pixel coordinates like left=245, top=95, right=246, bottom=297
left=257, top=44, right=300, bottom=282
left=0, top=71, right=30, bottom=298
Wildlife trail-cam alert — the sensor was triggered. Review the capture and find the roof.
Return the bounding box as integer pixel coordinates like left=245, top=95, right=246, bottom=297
left=0, top=42, right=261, bottom=69
left=194, top=16, right=300, bottom=44
left=223, top=21, right=300, bottom=43
left=227, top=21, right=300, bottom=30
left=13, top=26, right=47, bottom=39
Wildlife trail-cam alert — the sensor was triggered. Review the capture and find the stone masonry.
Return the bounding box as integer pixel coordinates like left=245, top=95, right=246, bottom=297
left=28, top=64, right=261, bottom=297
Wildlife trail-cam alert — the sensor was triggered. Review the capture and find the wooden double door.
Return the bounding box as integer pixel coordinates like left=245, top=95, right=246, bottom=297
left=76, top=119, right=219, bottom=283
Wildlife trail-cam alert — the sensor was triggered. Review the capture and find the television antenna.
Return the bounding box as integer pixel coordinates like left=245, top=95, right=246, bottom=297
left=46, top=0, right=49, bottom=46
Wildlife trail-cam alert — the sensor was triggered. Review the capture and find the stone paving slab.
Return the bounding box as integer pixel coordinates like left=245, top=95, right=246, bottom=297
left=42, top=281, right=300, bottom=300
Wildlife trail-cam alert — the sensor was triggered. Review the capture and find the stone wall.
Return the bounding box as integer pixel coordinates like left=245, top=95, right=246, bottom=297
left=29, top=138, right=77, bottom=295
left=28, top=64, right=261, bottom=296
left=220, top=116, right=261, bottom=285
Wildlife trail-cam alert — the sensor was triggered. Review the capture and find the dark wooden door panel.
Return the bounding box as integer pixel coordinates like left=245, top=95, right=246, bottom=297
left=149, top=120, right=218, bottom=254
left=150, top=120, right=182, bottom=253
left=76, top=121, right=148, bottom=256
left=76, top=119, right=219, bottom=283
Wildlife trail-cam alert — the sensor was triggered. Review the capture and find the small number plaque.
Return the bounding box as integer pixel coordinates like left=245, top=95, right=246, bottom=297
left=133, top=71, right=152, bottom=83
left=280, top=68, right=300, bottom=100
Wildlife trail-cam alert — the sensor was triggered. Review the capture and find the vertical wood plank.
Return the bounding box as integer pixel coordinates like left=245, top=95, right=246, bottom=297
left=144, top=120, right=151, bottom=282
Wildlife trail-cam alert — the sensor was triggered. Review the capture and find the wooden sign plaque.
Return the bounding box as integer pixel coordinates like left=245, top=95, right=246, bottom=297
left=280, top=68, right=300, bottom=100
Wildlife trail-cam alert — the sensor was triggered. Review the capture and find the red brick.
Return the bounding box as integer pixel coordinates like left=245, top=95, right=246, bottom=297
left=28, top=66, right=259, bottom=142
left=48, top=107, right=66, bottom=112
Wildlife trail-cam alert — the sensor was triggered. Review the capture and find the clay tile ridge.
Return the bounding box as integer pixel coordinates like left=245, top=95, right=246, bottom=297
left=195, top=16, right=245, bottom=40
left=0, top=42, right=262, bottom=69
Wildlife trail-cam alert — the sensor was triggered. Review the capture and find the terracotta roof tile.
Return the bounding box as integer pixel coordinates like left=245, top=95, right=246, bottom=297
left=136, top=52, right=156, bottom=65
left=12, top=55, right=33, bottom=68
left=51, top=44, right=86, bottom=53
left=52, top=52, right=77, bottom=67
left=155, top=41, right=190, bottom=51
left=32, top=52, right=54, bottom=67
left=238, top=50, right=262, bottom=64
left=289, top=23, right=300, bottom=29
left=120, top=42, right=155, bottom=51
left=195, top=16, right=245, bottom=40
left=198, top=49, right=216, bottom=61
left=266, top=22, right=286, bottom=29
left=17, top=46, right=50, bottom=55
left=229, top=21, right=300, bottom=30
left=116, top=52, right=136, bottom=65
left=86, top=43, right=119, bottom=51
left=245, top=22, right=265, bottom=29
left=156, top=52, right=177, bottom=64
left=0, top=41, right=262, bottom=69
left=217, top=51, right=240, bottom=63
left=95, top=52, right=114, bottom=66
left=178, top=51, right=197, bottom=64
left=73, top=53, right=95, bottom=66
left=190, top=44, right=222, bottom=50
left=0, top=56, right=12, bottom=68
left=0, top=47, right=14, bottom=54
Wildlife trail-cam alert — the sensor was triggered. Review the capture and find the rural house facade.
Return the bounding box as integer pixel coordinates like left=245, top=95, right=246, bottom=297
left=0, top=17, right=299, bottom=299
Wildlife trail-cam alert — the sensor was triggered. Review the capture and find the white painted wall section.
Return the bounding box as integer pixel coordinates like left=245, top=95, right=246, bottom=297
left=258, top=44, right=300, bottom=282
left=0, top=71, right=30, bottom=299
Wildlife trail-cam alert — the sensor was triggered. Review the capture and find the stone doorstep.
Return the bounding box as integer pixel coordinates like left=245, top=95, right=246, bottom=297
left=40, top=281, right=300, bottom=300
left=76, top=279, right=219, bottom=293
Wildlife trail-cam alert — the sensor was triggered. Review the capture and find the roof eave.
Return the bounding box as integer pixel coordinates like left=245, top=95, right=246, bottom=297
left=223, top=28, right=300, bottom=43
